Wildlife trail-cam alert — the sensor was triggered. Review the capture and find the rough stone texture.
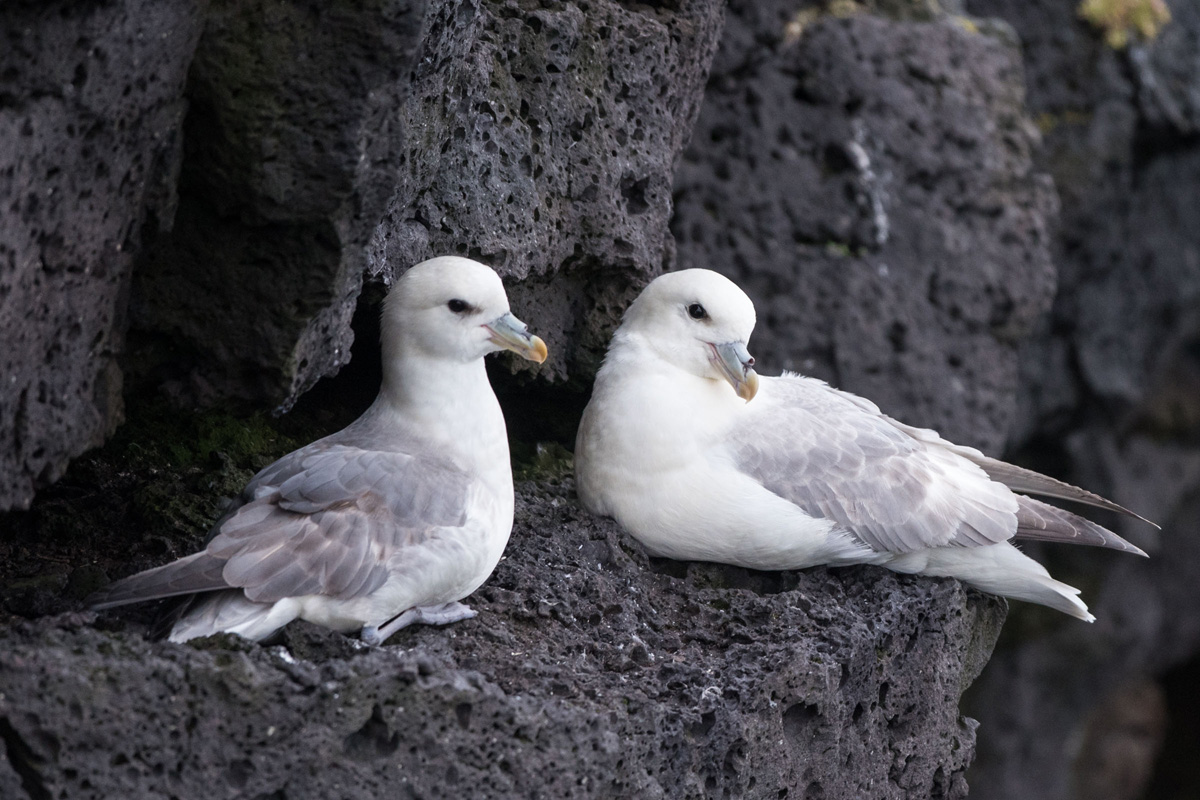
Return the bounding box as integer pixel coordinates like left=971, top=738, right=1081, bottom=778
left=672, top=2, right=1058, bottom=453
left=129, top=0, right=429, bottom=410
left=0, top=479, right=1005, bottom=800
left=369, top=0, right=726, bottom=383
left=3, top=0, right=1153, bottom=795
left=122, top=0, right=726, bottom=408
left=0, top=0, right=206, bottom=510
left=959, top=1, right=1200, bottom=798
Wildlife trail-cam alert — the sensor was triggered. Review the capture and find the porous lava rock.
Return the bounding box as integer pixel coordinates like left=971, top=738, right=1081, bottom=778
left=673, top=2, right=1058, bottom=453
left=370, top=0, right=727, bottom=383
left=129, top=0, right=430, bottom=410
left=959, top=1, right=1200, bottom=798
left=0, top=0, right=206, bottom=510
left=0, top=480, right=1004, bottom=800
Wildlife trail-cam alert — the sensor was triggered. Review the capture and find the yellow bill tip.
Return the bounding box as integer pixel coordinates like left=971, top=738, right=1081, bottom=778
left=737, top=369, right=760, bottom=402
left=527, top=335, right=548, bottom=364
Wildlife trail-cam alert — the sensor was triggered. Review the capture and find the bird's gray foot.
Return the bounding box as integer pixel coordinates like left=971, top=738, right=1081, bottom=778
left=412, top=601, right=476, bottom=626
left=360, top=602, right=476, bottom=646
left=359, top=623, right=389, bottom=647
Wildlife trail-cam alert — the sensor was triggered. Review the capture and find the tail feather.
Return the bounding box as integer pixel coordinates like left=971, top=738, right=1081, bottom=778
left=167, top=590, right=296, bottom=643
left=87, top=553, right=229, bottom=610
left=1014, top=496, right=1148, bottom=557
left=887, top=542, right=1095, bottom=621
left=150, top=596, right=199, bottom=640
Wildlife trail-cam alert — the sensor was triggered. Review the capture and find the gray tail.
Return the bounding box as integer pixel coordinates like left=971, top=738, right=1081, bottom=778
left=1014, top=496, right=1148, bottom=557
left=86, top=552, right=229, bottom=610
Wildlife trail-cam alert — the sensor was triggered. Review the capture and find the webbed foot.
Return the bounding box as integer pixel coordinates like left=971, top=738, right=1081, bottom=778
left=361, top=602, right=476, bottom=645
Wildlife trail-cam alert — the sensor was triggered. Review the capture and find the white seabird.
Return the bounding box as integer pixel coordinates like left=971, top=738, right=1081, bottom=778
left=575, top=269, right=1151, bottom=621
left=88, top=256, right=548, bottom=644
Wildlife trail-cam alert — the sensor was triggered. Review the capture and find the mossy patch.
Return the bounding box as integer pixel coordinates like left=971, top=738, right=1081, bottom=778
left=513, top=441, right=575, bottom=482
left=0, top=397, right=333, bottom=625
left=1078, top=0, right=1171, bottom=49
left=111, top=398, right=308, bottom=473
left=1034, top=109, right=1094, bottom=135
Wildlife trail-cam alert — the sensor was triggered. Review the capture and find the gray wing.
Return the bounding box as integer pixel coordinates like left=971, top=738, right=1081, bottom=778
left=210, top=445, right=470, bottom=603
left=1014, top=495, right=1147, bottom=556
left=88, top=444, right=471, bottom=609
left=731, top=376, right=1019, bottom=554
left=880, top=416, right=1156, bottom=526
left=87, top=552, right=229, bottom=610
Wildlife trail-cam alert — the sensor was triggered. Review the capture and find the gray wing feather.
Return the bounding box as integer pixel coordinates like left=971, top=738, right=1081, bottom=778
left=733, top=376, right=1019, bottom=554
left=87, top=552, right=229, bottom=610
left=207, top=446, right=470, bottom=602
left=974, top=457, right=1157, bottom=526
left=878, top=416, right=1156, bottom=526
left=215, top=507, right=386, bottom=603
left=320, top=513, right=375, bottom=596
left=89, top=443, right=473, bottom=610
left=1015, top=495, right=1148, bottom=556
left=269, top=447, right=469, bottom=528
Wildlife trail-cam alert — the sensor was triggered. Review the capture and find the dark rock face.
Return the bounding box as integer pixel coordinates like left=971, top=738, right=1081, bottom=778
left=0, top=0, right=205, bottom=510
left=959, top=1, right=1200, bottom=798
left=673, top=2, right=1058, bottom=453
left=0, top=480, right=1004, bottom=800
left=0, top=0, right=1084, bottom=794
left=129, top=0, right=726, bottom=406
left=130, top=0, right=430, bottom=410
left=370, top=0, right=726, bottom=382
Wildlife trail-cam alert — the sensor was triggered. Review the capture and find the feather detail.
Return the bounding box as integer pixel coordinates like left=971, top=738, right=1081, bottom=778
left=86, top=552, right=229, bottom=610
left=1014, top=495, right=1148, bottom=556
left=974, top=456, right=1158, bottom=528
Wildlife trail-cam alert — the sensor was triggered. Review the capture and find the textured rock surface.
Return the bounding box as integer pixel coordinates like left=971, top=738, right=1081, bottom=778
left=6, top=0, right=1171, bottom=795
left=673, top=1, right=1058, bottom=453
left=370, top=0, right=726, bottom=382
left=130, top=0, right=429, bottom=409
left=127, top=0, right=726, bottom=407
left=2, top=0, right=727, bottom=506
left=0, top=480, right=1004, bottom=800
left=0, top=0, right=205, bottom=510
left=959, top=1, right=1200, bottom=799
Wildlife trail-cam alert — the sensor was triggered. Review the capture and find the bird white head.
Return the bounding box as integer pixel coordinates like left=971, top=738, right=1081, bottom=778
left=619, top=269, right=759, bottom=401
left=383, top=256, right=548, bottom=366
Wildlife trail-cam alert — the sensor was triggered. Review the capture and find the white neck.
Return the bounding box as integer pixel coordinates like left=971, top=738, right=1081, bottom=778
left=589, top=333, right=745, bottom=468
left=363, top=350, right=511, bottom=484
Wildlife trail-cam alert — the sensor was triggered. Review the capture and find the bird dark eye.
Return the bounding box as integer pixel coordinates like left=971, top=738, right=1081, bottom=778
left=687, top=303, right=708, bottom=320
left=447, top=299, right=470, bottom=313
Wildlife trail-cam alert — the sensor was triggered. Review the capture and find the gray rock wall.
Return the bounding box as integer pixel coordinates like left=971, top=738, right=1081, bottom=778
left=369, top=0, right=725, bottom=381
left=0, top=0, right=1155, bottom=796
left=131, top=0, right=429, bottom=409
left=960, top=1, right=1200, bottom=799
left=0, top=481, right=1004, bottom=800
left=0, top=0, right=206, bottom=510
left=0, top=0, right=728, bottom=510
left=673, top=1, right=1058, bottom=453
left=133, top=0, right=726, bottom=405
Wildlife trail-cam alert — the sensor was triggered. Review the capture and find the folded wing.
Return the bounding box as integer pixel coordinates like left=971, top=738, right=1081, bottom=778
left=732, top=377, right=1018, bottom=554
left=878, top=413, right=1156, bottom=527
left=731, top=375, right=1146, bottom=556
left=87, top=443, right=471, bottom=609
